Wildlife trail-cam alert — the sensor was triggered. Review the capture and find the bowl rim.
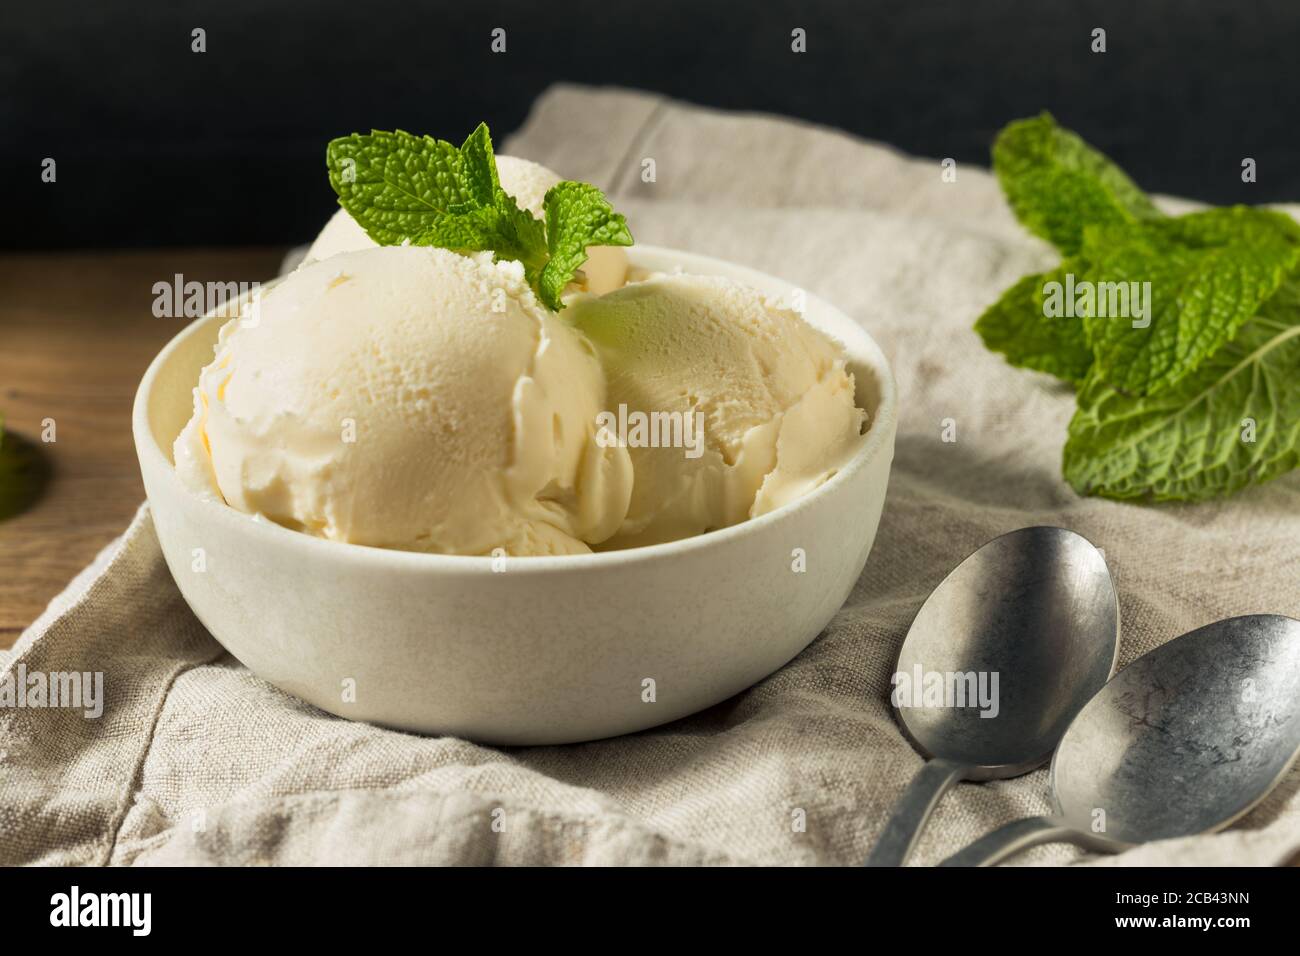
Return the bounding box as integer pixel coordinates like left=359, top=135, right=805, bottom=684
left=133, top=244, right=898, bottom=576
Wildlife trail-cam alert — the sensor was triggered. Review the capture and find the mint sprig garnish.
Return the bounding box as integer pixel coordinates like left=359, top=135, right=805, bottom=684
left=326, top=129, right=481, bottom=243
left=325, top=124, right=632, bottom=310
left=539, top=182, right=634, bottom=309
left=976, top=112, right=1300, bottom=501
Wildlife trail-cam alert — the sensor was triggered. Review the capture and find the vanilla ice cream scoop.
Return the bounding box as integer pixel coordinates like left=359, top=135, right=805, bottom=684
left=174, top=246, right=633, bottom=555
left=568, top=274, right=867, bottom=549
left=305, top=156, right=628, bottom=295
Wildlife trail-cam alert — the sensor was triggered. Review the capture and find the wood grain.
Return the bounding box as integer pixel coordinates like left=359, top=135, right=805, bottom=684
left=0, top=248, right=286, bottom=647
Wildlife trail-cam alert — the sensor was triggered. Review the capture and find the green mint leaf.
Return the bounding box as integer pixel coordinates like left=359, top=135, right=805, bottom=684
left=489, top=194, right=550, bottom=282
left=1063, top=281, right=1300, bottom=501
left=415, top=206, right=499, bottom=250
left=0, top=419, right=51, bottom=523
left=537, top=182, right=634, bottom=311
left=456, top=122, right=501, bottom=207
left=407, top=125, right=549, bottom=280
left=973, top=267, right=1094, bottom=385
left=326, top=129, right=476, bottom=244
left=993, top=112, right=1160, bottom=255
left=414, top=195, right=548, bottom=280
left=1159, top=205, right=1300, bottom=247
left=327, top=125, right=633, bottom=311
left=1079, top=207, right=1299, bottom=396
left=980, top=116, right=1300, bottom=501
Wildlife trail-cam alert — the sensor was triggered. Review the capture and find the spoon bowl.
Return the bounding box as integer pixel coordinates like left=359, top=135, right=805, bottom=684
left=866, top=526, right=1119, bottom=865
left=942, top=614, right=1300, bottom=866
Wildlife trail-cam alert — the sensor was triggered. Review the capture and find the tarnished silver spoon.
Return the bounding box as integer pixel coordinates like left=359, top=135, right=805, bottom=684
left=866, top=527, right=1119, bottom=866
left=941, top=614, right=1300, bottom=866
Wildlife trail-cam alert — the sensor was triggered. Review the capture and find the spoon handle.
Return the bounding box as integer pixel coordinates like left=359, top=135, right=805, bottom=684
left=864, top=758, right=968, bottom=866
left=938, top=816, right=1126, bottom=866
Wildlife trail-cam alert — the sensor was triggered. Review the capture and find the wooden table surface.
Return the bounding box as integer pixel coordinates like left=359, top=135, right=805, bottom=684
left=0, top=249, right=287, bottom=648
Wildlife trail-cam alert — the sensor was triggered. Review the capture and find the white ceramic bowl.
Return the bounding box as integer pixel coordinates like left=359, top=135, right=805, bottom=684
left=134, top=247, right=897, bottom=744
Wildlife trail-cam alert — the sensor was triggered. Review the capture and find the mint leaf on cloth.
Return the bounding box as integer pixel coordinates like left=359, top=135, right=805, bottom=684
left=1064, top=282, right=1300, bottom=501
left=538, top=182, right=634, bottom=311
left=1080, top=207, right=1299, bottom=397
left=974, top=269, right=1094, bottom=385
left=977, top=114, right=1300, bottom=501
left=993, top=113, right=1160, bottom=255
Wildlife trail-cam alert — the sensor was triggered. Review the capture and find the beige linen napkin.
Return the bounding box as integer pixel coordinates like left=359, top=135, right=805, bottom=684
left=2, top=85, right=1299, bottom=866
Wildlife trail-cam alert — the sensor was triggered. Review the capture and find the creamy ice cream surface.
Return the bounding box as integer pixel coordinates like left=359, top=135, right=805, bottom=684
left=303, top=207, right=373, bottom=265
left=305, top=156, right=628, bottom=295
left=568, top=274, right=867, bottom=549
left=174, top=245, right=633, bottom=555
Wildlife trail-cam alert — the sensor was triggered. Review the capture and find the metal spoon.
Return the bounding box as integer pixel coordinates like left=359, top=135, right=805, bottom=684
left=941, top=614, right=1300, bottom=866
left=865, top=526, right=1119, bottom=866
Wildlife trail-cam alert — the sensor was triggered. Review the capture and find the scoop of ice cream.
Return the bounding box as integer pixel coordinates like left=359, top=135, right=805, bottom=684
left=303, top=206, right=373, bottom=265
left=568, top=274, right=867, bottom=549
left=174, top=245, right=633, bottom=555
left=305, top=155, right=628, bottom=295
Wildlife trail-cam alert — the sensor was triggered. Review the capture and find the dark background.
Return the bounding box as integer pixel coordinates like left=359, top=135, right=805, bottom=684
left=6, top=0, right=1298, bottom=250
